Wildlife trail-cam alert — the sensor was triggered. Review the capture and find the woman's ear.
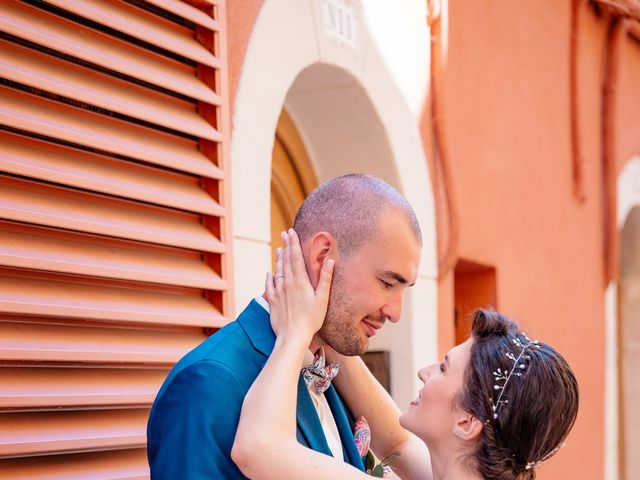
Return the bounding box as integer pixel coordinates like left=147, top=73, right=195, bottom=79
left=306, top=232, right=338, bottom=287
left=452, top=411, right=484, bottom=442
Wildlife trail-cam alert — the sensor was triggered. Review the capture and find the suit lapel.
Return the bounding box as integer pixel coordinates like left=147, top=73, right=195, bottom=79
left=296, top=375, right=333, bottom=456
left=237, top=300, right=361, bottom=467
left=238, top=301, right=334, bottom=456
left=237, top=300, right=275, bottom=357
left=325, top=385, right=365, bottom=471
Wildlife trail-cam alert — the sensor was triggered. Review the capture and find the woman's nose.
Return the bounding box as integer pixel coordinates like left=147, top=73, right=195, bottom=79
left=417, top=365, right=432, bottom=382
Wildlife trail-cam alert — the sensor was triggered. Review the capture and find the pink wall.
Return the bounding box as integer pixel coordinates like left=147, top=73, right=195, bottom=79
left=617, top=32, right=640, bottom=171
left=226, top=0, right=264, bottom=119
left=430, top=2, right=640, bottom=478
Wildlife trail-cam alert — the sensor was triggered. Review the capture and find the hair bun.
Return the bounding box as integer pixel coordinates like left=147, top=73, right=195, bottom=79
left=471, top=309, right=516, bottom=339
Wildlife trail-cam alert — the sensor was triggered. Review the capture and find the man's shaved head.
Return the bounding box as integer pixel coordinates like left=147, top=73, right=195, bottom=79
left=293, top=174, right=422, bottom=256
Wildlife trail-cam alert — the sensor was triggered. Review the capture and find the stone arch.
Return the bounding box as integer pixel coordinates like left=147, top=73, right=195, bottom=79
left=605, top=155, right=640, bottom=480
left=230, top=0, right=437, bottom=406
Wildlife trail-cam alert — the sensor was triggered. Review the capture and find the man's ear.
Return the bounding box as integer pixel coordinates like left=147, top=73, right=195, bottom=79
left=452, top=411, right=484, bottom=442
left=306, top=231, right=338, bottom=287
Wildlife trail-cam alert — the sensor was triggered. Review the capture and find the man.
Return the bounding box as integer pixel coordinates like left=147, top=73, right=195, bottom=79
left=147, top=174, right=422, bottom=478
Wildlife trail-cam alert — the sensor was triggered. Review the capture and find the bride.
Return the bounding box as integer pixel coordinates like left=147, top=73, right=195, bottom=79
left=232, top=230, right=578, bottom=480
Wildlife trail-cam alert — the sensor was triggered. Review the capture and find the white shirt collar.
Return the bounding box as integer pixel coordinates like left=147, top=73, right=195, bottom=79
left=254, top=295, right=270, bottom=313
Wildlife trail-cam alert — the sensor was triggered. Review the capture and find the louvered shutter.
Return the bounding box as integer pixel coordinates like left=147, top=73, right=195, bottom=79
left=0, top=0, right=231, bottom=477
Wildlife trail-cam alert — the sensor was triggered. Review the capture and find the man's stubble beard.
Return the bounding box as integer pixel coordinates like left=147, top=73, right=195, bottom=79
left=317, top=266, right=369, bottom=356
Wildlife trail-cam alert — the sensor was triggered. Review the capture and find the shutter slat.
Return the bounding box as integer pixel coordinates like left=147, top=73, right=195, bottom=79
left=0, top=132, right=222, bottom=215
left=0, top=87, right=224, bottom=177
left=184, top=0, right=219, bottom=6
left=0, top=0, right=217, bottom=103
left=0, top=368, right=167, bottom=410
left=0, top=275, right=225, bottom=327
left=0, top=41, right=221, bottom=139
left=0, top=410, right=149, bottom=458
left=0, top=322, right=203, bottom=365
left=0, top=229, right=225, bottom=289
left=144, top=0, right=219, bottom=30
left=44, top=0, right=220, bottom=68
left=0, top=178, right=225, bottom=252
left=0, top=448, right=149, bottom=480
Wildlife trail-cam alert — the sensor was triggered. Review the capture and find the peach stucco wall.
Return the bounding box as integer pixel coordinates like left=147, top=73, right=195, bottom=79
left=430, top=2, right=640, bottom=479
left=226, top=0, right=264, bottom=118
left=617, top=34, right=640, bottom=173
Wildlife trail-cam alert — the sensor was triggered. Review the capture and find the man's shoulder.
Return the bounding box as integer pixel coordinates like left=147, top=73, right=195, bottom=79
left=154, top=301, right=270, bottom=395
left=179, top=299, right=268, bottom=364
left=150, top=325, right=257, bottom=414
left=194, top=319, right=249, bottom=360
left=168, top=322, right=254, bottom=381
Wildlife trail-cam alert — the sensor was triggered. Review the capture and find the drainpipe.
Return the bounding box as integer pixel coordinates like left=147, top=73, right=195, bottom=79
left=571, top=0, right=586, bottom=201
left=600, top=15, right=627, bottom=480
left=427, top=0, right=458, bottom=279
left=601, top=16, right=625, bottom=287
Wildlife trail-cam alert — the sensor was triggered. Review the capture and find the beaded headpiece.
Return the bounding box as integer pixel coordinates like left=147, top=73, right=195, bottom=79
left=490, top=334, right=540, bottom=420
left=486, top=331, right=569, bottom=472
left=525, top=442, right=565, bottom=470
left=488, top=334, right=566, bottom=471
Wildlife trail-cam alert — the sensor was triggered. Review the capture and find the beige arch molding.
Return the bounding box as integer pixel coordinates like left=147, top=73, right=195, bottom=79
left=605, top=155, right=640, bottom=480
left=230, top=0, right=437, bottom=407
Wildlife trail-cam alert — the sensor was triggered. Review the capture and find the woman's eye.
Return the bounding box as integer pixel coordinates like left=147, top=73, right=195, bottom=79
left=439, top=362, right=446, bottom=373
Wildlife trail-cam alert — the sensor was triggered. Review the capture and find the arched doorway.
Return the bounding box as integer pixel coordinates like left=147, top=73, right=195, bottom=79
left=605, top=156, right=640, bottom=480
left=271, top=110, right=317, bottom=266
left=620, top=206, right=640, bottom=479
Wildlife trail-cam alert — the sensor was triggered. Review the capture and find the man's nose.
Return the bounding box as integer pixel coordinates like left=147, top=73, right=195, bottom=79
left=381, top=292, right=403, bottom=323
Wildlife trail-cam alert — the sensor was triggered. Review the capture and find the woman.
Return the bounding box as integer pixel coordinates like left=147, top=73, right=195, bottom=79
left=232, top=230, right=578, bottom=480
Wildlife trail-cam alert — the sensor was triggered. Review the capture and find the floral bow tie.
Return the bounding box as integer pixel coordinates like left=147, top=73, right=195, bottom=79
left=301, top=347, right=341, bottom=394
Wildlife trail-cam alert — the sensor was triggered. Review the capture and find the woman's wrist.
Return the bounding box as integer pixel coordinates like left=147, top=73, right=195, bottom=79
left=274, top=331, right=312, bottom=352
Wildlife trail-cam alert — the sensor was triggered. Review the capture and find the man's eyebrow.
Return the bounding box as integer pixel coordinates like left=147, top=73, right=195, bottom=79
left=445, top=354, right=450, bottom=365
left=382, top=271, right=415, bottom=287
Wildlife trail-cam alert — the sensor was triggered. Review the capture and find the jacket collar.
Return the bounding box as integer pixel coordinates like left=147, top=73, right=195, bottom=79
left=237, top=299, right=276, bottom=357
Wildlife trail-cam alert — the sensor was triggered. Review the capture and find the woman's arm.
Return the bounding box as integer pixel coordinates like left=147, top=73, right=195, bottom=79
left=232, top=230, right=370, bottom=480
left=329, top=352, right=432, bottom=480
left=233, top=331, right=371, bottom=480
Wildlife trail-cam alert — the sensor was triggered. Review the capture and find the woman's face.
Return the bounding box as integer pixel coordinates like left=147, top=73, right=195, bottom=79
left=399, top=338, right=473, bottom=444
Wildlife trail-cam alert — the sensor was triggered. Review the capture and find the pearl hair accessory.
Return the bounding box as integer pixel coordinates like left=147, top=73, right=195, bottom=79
left=485, top=332, right=569, bottom=473
left=490, top=334, right=540, bottom=420
left=525, top=442, right=566, bottom=470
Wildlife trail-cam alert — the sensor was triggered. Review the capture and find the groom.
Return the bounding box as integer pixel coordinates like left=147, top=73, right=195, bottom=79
left=147, top=174, right=422, bottom=478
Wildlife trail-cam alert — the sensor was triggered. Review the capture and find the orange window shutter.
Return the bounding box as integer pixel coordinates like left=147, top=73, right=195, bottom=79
left=0, top=0, right=231, bottom=477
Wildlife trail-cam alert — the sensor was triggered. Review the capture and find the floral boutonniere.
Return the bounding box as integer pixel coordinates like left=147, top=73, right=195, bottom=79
left=353, top=416, right=401, bottom=478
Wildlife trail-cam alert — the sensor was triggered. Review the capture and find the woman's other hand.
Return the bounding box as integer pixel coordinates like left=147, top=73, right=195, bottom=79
left=265, top=229, right=334, bottom=341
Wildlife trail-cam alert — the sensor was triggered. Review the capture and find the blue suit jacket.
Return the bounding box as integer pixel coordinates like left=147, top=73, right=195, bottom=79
left=147, top=300, right=365, bottom=479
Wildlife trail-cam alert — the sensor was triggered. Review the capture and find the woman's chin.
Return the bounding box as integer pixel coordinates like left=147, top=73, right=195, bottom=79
left=398, top=410, right=412, bottom=432
left=399, top=410, right=429, bottom=443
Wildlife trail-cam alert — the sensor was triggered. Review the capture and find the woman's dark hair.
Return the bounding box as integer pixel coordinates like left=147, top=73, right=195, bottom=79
left=457, top=309, right=579, bottom=480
